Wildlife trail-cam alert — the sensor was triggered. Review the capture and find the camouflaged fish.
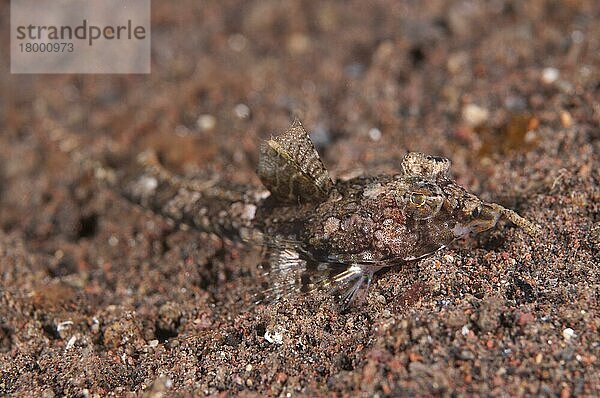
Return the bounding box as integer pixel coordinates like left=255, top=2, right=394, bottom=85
left=123, top=118, right=539, bottom=310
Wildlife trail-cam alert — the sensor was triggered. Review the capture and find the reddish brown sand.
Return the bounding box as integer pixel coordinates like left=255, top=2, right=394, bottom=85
left=1, top=1, right=598, bottom=396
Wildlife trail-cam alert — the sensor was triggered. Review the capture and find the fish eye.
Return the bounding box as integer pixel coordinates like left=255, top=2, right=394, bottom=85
left=410, top=193, right=426, bottom=206
left=471, top=206, right=481, bottom=218
left=404, top=192, right=444, bottom=220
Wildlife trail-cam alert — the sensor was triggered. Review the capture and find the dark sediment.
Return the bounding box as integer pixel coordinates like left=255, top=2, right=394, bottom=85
left=1, top=1, right=598, bottom=396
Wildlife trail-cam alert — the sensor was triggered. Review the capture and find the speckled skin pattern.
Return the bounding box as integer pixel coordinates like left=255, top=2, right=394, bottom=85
left=123, top=120, right=537, bottom=308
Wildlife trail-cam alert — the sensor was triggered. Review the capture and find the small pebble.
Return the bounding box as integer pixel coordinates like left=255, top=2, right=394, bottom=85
left=542, top=67, right=559, bottom=84
left=571, top=30, right=584, bottom=44
left=42, top=388, right=55, bottom=398
left=108, top=235, right=119, bottom=247
left=197, top=114, right=216, bottom=131
left=234, top=103, right=251, bottom=119
left=560, top=111, right=573, bottom=128
left=90, top=318, right=100, bottom=333
left=264, top=327, right=284, bottom=345
left=535, top=353, right=543, bottom=364
left=368, top=127, right=382, bottom=141
left=462, top=104, right=489, bottom=127
left=562, top=327, right=576, bottom=341
left=65, top=335, right=77, bottom=350
left=174, top=125, right=191, bottom=136
left=138, top=175, right=158, bottom=194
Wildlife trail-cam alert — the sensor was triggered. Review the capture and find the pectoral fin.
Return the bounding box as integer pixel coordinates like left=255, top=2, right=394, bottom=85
left=253, top=238, right=375, bottom=311
left=258, top=118, right=334, bottom=203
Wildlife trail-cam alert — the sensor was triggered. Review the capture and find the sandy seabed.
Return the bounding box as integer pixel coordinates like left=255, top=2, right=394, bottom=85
left=0, top=1, right=598, bottom=396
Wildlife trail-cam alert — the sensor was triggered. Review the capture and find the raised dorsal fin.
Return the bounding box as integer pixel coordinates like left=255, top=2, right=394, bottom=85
left=258, top=118, right=334, bottom=203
